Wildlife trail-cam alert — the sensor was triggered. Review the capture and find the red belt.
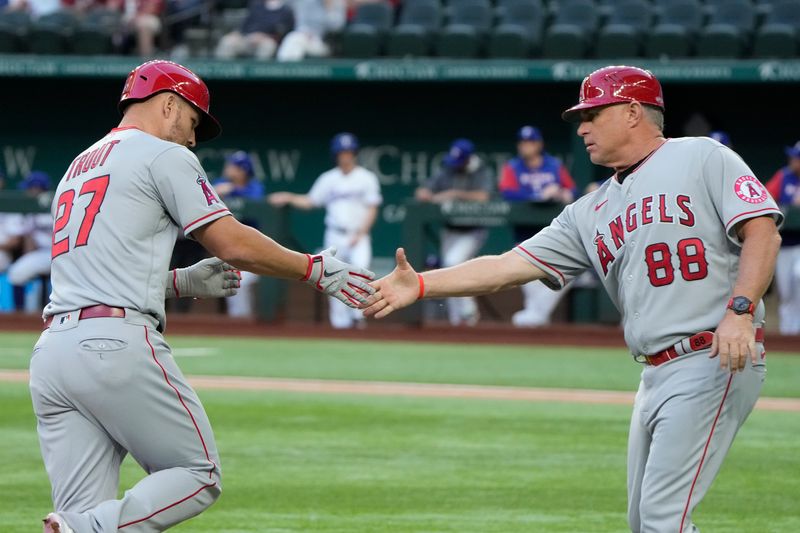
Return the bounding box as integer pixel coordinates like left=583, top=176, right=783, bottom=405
left=644, top=327, right=765, bottom=367
left=43, top=305, right=126, bottom=330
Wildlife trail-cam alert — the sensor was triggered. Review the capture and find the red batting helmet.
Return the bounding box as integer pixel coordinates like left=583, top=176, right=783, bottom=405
left=562, top=65, right=664, bottom=122
left=118, top=60, right=221, bottom=142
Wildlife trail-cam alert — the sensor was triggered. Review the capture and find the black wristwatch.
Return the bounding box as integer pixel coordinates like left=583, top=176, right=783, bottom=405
left=727, top=296, right=755, bottom=315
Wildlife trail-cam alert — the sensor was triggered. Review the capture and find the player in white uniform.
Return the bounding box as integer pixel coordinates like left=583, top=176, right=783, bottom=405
left=33, top=61, right=374, bottom=533
left=363, top=66, right=783, bottom=533
left=269, top=133, right=382, bottom=328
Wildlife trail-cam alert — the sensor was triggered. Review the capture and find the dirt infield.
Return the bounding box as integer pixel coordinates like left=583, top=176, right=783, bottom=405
left=3, top=313, right=800, bottom=352
left=2, top=369, right=798, bottom=412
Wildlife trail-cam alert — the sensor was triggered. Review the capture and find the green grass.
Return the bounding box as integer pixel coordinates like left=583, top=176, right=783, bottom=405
left=1, top=332, right=799, bottom=531
left=2, top=332, right=799, bottom=396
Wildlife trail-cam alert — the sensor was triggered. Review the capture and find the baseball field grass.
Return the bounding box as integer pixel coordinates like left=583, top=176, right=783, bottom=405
left=1, top=331, right=798, bottom=532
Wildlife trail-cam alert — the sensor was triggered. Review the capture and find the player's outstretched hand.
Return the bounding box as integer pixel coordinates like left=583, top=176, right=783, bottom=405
left=362, top=248, right=421, bottom=319
left=170, top=257, right=241, bottom=299
left=302, top=247, right=375, bottom=309
left=709, top=312, right=757, bottom=373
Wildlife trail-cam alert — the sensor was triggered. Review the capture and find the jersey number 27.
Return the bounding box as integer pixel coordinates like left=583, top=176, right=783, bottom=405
left=51, top=175, right=110, bottom=259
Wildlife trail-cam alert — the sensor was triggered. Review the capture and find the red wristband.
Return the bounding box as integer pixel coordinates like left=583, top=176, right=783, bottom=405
left=417, top=273, right=425, bottom=300
left=172, top=269, right=180, bottom=298
left=301, top=253, right=314, bottom=281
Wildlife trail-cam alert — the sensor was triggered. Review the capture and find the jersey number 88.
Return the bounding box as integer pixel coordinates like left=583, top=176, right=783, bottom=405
left=644, top=238, right=708, bottom=287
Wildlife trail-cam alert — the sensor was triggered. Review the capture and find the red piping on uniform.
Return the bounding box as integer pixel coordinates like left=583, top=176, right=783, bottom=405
left=725, top=208, right=782, bottom=232
left=514, top=246, right=567, bottom=286
left=144, top=327, right=216, bottom=478
left=678, top=373, right=733, bottom=533
left=172, top=270, right=180, bottom=298
left=182, top=209, right=229, bottom=232
left=118, top=482, right=217, bottom=529
left=109, top=126, right=141, bottom=133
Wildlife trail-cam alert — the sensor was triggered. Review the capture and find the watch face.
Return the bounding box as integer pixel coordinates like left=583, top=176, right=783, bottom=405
left=732, top=297, right=752, bottom=313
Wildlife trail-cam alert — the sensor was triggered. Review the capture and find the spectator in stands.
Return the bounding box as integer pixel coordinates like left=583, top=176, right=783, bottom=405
left=415, top=138, right=494, bottom=326
left=766, top=141, right=800, bottom=335
left=276, top=0, right=345, bottom=61
left=7, top=171, right=53, bottom=313
left=499, top=126, right=577, bottom=327
left=106, top=0, right=165, bottom=57
left=166, top=0, right=205, bottom=59
left=215, top=0, right=294, bottom=60
left=7, top=0, right=63, bottom=18
left=213, top=151, right=264, bottom=318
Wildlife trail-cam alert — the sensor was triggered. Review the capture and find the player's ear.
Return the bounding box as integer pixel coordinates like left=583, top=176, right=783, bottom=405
left=162, top=93, right=177, bottom=119
left=627, top=102, right=644, bottom=128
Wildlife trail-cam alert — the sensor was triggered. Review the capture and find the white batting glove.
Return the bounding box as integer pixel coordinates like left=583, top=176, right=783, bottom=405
left=301, top=247, right=375, bottom=308
left=166, top=257, right=242, bottom=299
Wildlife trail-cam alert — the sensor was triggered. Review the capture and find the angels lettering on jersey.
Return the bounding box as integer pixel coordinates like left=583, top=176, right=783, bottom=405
left=593, top=193, right=696, bottom=276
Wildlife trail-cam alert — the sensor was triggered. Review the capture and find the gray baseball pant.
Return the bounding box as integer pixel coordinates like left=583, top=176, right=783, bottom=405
left=29, top=310, right=221, bottom=532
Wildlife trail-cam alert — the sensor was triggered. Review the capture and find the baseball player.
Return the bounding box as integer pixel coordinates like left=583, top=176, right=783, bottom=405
left=33, top=60, right=374, bottom=533
left=708, top=131, right=732, bottom=148
left=6, top=172, right=54, bottom=311
left=499, top=126, right=577, bottom=327
left=766, top=141, right=800, bottom=334
left=268, top=132, right=381, bottom=329
left=213, top=150, right=265, bottom=318
left=364, top=66, right=783, bottom=532
left=415, top=138, right=494, bottom=326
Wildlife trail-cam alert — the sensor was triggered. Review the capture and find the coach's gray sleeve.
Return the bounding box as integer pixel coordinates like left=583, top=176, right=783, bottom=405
left=514, top=203, right=592, bottom=290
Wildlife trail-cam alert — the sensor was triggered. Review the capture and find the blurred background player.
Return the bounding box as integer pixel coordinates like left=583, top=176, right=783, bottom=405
left=215, top=0, right=294, bottom=60
left=269, top=132, right=381, bottom=328
left=499, top=126, right=577, bottom=327
left=766, top=140, right=800, bottom=334
left=415, top=138, right=494, bottom=326
left=276, top=0, right=345, bottom=62
left=6, top=171, right=53, bottom=312
left=213, top=150, right=264, bottom=317
left=709, top=130, right=732, bottom=148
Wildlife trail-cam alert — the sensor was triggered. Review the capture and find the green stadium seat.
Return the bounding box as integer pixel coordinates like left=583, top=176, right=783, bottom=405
left=542, top=0, right=599, bottom=59
left=341, top=2, right=394, bottom=58
left=487, top=0, right=544, bottom=58
left=596, top=0, right=653, bottom=59
left=645, top=0, right=703, bottom=58
left=696, top=0, right=755, bottom=58
left=28, top=10, right=78, bottom=55
left=436, top=1, right=492, bottom=58
left=753, top=1, right=800, bottom=58
left=72, top=8, right=121, bottom=55
left=0, top=11, right=31, bottom=53
left=387, top=1, right=442, bottom=57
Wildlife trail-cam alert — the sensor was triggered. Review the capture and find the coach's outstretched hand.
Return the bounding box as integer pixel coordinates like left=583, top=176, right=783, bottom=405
left=362, top=248, right=422, bottom=319
left=167, top=257, right=242, bottom=299
left=303, top=247, right=375, bottom=309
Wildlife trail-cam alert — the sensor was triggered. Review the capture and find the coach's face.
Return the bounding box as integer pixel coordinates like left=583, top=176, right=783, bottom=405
left=577, top=104, right=632, bottom=168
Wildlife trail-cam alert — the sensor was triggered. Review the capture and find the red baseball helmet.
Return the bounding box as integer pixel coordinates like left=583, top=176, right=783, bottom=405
left=118, top=60, right=221, bottom=142
left=562, top=65, right=664, bottom=122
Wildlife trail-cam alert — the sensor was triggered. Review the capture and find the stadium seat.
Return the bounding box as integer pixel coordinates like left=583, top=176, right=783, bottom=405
left=753, top=0, right=800, bottom=58
left=0, top=10, right=31, bottom=53
left=487, top=0, right=544, bottom=58
left=645, top=0, right=704, bottom=58
left=436, top=1, right=493, bottom=58
left=72, top=8, right=121, bottom=55
left=28, top=10, right=78, bottom=54
left=341, top=2, right=394, bottom=58
left=542, top=0, right=599, bottom=59
left=387, top=0, right=442, bottom=57
left=596, top=0, right=653, bottom=58
left=696, top=0, right=755, bottom=58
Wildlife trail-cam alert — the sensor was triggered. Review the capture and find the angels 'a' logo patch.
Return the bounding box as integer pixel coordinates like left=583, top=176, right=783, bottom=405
left=196, top=176, right=218, bottom=206
left=734, top=175, right=768, bottom=204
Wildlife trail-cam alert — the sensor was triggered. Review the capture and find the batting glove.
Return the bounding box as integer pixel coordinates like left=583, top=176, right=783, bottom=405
left=302, top=247, right=375, bottom=308
left=166, top=257, right=242, bottom=299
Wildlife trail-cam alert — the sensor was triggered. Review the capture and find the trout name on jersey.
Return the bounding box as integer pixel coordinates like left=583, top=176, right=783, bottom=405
left=594, top=193, right=696, bottom=275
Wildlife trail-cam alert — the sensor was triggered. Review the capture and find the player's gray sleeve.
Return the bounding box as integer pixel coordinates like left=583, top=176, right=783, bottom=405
left=702, top=146, right=784, bottom=246
left=474, top=165, right=495, bottom=193
left=307, top=173, right=329, bottom=207
left=423, top=170, right=444, bottom=192
left=514, top=203, right=592, bottom=290
left=150, top=147, right=231, bottom=237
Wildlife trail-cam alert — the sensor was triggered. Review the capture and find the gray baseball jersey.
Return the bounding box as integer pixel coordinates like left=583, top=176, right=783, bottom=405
left=45, top=126, right=232, bottom=329
left=516, top=137, right=783, bottom=355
